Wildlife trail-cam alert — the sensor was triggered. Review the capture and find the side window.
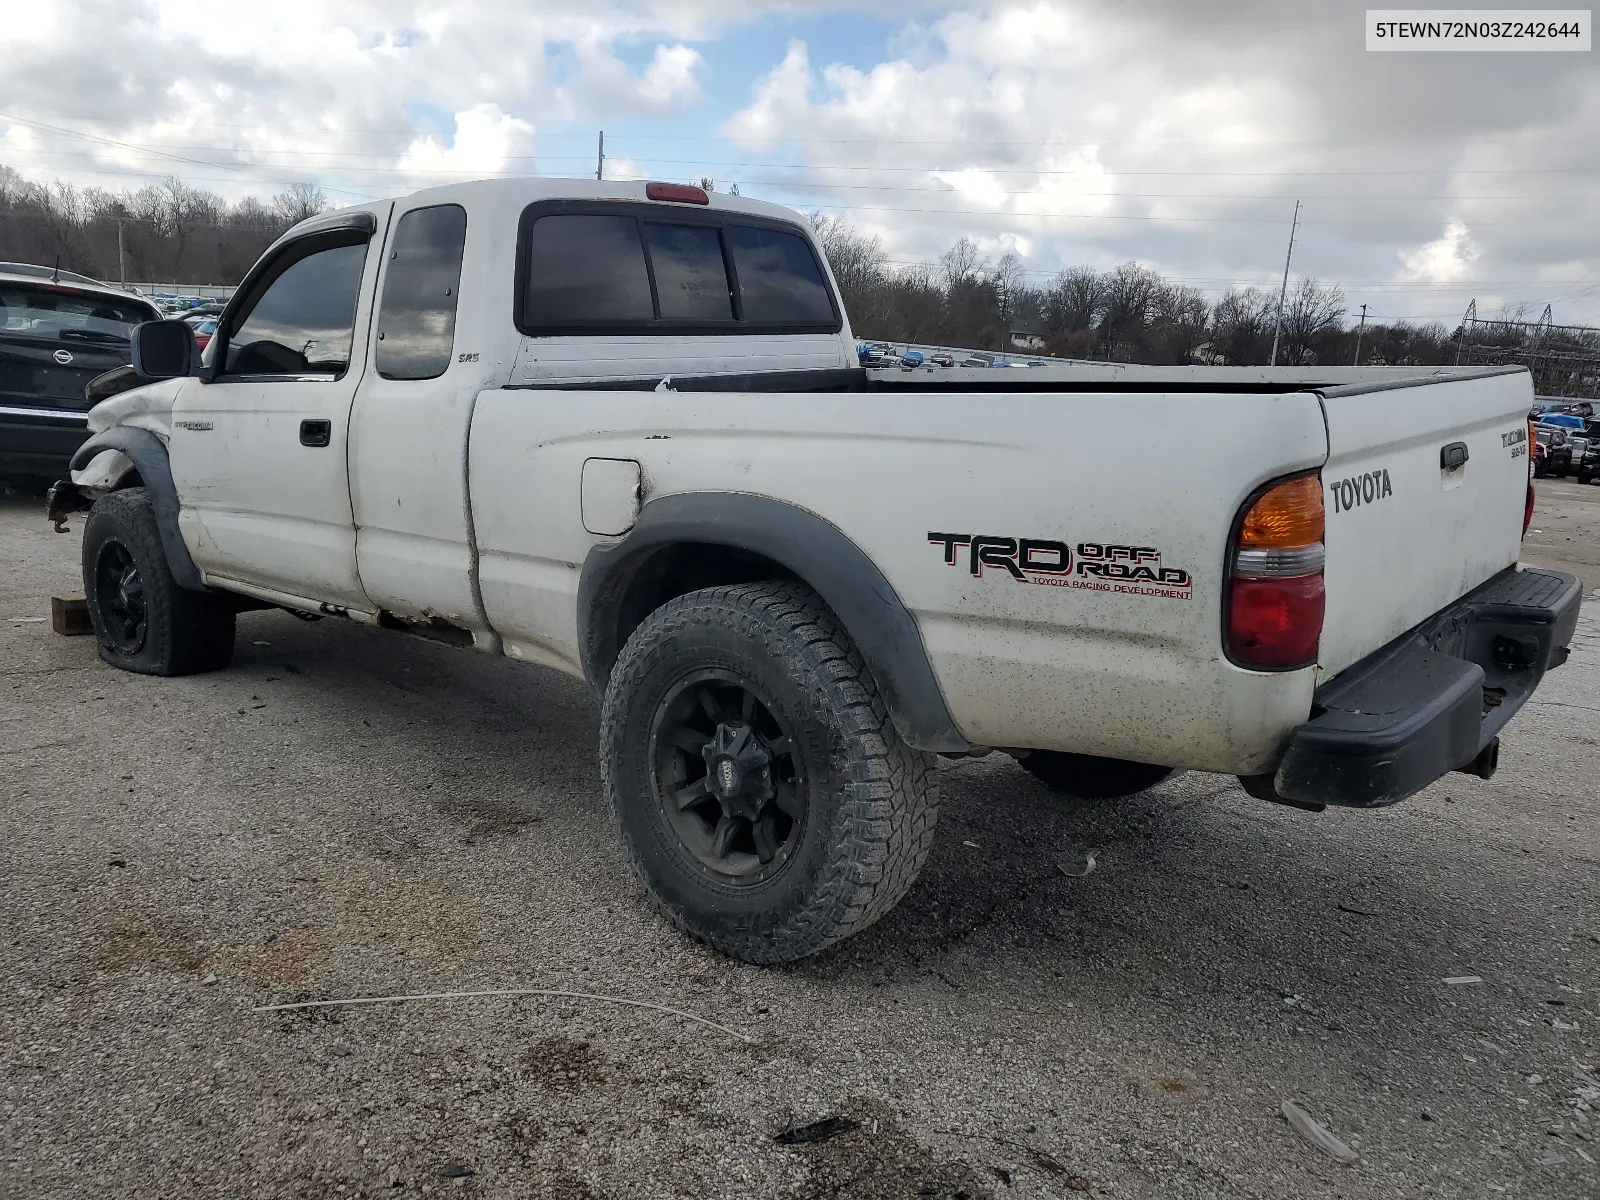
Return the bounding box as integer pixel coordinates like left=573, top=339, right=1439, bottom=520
left=727, top=225, right=835, bottom=325
left=376, top=205, right=467, bottom=380
left=642, top=223, right=732, bottom=321
left=523, top=214, right=654, bottom=326
left=225, top=240, right=368, bottom=377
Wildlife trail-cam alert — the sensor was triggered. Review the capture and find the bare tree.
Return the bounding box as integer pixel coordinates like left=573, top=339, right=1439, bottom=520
left=992, top=252, right=1026, bottom=327
left=271, top=182, right=329, bottom=228
left=1097, top=262, right=1162, bottom=358
left=1147, top=282, right=1210, bottom=364
left=1209, top=287, right=1276, bottom=364
left=1043, top=265, right=1105, bottom=336
left=1280, top=277, right=1347, bottom=365
left=939, top=236, right=986, bottom=289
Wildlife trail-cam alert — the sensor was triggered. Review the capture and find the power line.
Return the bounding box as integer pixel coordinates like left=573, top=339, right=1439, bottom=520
left=26, top=118, right=1600, bottom=151
left=12, top=150, right=1596, bottom=201
left=0, top=113, right=375, bottom=200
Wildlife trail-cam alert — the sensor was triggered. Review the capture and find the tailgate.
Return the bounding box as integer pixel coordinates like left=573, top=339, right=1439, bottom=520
left=1317, top=369, right=1532, bottom=678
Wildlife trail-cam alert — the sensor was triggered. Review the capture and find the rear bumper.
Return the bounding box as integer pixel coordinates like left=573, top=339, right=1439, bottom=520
left=0, top=403, right=90, bottom=479
left=1268, top=566, right=1581, bottom=808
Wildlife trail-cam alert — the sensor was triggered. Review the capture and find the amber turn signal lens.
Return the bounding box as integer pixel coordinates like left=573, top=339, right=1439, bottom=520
left=1238, top=474, right=1325, bottom=549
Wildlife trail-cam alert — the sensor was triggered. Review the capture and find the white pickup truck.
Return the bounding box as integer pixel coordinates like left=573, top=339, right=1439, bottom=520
left=49, top=178, right=1580, bottom=964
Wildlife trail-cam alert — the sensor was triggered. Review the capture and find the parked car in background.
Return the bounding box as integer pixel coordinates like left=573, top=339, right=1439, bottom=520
left=186, top=317, right=218, bottom=352
left=1, top=265, right=160, bottom=488
left=1533, top=426, right=1572, bottom=478
left=1542, top=414, right=1593, bottom=468
left=1576, top=440, right=1600, bottom=485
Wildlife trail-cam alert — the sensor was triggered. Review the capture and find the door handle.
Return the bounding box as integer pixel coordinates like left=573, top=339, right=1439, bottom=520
left=1440, top=441, right=1469, bottom=470
left=299, top=419, right=332, bottom=448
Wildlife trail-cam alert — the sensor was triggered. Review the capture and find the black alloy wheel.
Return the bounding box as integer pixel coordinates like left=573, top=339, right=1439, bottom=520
left=94, top=540, right=148, bottom=655
left=600, top=581, right=940, bottom=964
left=651, top=669, right=805, bottom=884
left=80, top=487, right=236, bottom=676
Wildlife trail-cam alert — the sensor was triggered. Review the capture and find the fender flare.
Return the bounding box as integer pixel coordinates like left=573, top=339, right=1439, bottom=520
left=70, top=427, right=206, bottom=592
left=577, top=491, right=972, bottom=753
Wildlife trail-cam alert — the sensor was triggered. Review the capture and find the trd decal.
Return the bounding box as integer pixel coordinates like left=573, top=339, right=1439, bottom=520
left=1327, top=468, right=1392, bottom=513
left=928, top=534, right=1192, bottom=598
left=926, top=533, right=1072, bottom=580
left=1074, top=543, right=1193, bottom=597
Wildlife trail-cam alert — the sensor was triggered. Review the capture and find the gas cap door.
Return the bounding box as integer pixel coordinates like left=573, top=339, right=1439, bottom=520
left=581, top=457, right=642, bottom=536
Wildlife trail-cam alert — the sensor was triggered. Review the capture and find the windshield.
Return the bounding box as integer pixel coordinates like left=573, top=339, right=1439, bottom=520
left=0, top=285, right=154, bottom=344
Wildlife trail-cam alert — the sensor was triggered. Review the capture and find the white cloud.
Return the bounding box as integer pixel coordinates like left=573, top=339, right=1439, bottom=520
left=396, top=105, right=538, bottom=181
left=1397, top=221, right=1481, bottom=284
left=715, top=1, right=1599, bottom=323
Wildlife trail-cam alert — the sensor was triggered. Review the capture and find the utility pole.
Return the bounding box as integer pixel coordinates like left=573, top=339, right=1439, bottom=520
left=1268, top=200, right=1300, bottom=367
left=1352, top=303, right=1368, bottom=365
left=596, top=131, right=604, bottom=182
left=116, top=217, right=126, bottom=286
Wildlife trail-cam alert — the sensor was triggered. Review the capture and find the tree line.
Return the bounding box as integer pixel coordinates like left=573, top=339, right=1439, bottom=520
left=812, top=215, right=1461, bottom=367
left=0, top=166, right=329, bottom=286
left=0, top=164, right=1468, bottom=367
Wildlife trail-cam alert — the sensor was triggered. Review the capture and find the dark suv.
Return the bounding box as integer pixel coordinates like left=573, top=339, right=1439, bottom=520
left=1, top=264, right=160, bottom=488
left=1533, top=425, right=1573, bottom=479
left=1577, top=423, right=1600, bottom=485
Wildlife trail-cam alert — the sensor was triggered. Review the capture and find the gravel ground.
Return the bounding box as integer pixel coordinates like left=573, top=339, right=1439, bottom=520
left=2, top=482, right=1597, bottom=1200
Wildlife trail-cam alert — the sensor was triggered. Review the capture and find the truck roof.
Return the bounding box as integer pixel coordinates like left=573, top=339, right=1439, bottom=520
left=286, top=177, right=814, bottom=239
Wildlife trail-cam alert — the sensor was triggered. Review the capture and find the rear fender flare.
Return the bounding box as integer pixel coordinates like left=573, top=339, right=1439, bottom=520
left=70, top=427, right=205, bottom=592
left=578, top=491, right=972, bottom=753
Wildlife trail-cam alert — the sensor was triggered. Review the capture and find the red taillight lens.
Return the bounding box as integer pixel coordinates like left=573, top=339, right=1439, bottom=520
left=1225, top=473, right=1325, bottom=670
left=1227, top=575, right=1325, bottom=669
left=1524, top=482, right=1535, bottom=539
left=645, top=182, right=709, bottom=205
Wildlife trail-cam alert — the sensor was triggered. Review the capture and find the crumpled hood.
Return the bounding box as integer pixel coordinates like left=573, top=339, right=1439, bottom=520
left=86, top=378, right=184, bottom=439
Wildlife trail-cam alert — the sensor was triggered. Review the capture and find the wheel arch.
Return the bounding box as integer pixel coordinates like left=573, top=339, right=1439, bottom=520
left=578, top=492, right=972, bottom=753
left=69, top=427, right=205, bottom=592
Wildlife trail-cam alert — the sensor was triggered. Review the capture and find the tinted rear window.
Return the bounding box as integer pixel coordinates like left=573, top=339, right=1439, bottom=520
left=644, top=223, right=732, bottom=321
left=726, top=225, right=834, bottom=324
left=0, top=286, right=154, bottom=344
left=522, top=214, right=654, bottom=325
left=518, top=205, right=838, bottom=333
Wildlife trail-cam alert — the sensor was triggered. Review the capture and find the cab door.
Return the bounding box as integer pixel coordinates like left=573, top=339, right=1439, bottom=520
left=169, top=207, right=390, bottom=608
left=347, top=201, right=494, bottom=638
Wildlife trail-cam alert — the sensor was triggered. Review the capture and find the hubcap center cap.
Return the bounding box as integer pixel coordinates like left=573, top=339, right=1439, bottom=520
left=700, top=722, right=772, bottom=819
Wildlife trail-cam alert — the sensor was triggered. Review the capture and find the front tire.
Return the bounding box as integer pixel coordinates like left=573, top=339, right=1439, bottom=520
left=81, top=488, right=235, bottom=676
left=1019, top=750, right=1175, bottom=799
left=600, top=581, right=939, bottom=964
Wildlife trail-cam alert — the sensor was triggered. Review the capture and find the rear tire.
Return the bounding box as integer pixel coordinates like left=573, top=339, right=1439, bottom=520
left=82, top=487, right=235, bottom=676
left=600, top=581, right=939, bottom=964
left=1019, top=750, right=1174, bottom=799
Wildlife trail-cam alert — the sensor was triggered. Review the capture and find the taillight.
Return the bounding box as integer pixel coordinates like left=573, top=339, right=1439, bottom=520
left=1225, top=473, right=1325, bottom=670
left=1524, top=482, right=1535, bottom=539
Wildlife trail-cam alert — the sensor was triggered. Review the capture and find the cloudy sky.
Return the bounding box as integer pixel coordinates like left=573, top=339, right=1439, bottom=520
left=2, top=0, right=1596, bottom=324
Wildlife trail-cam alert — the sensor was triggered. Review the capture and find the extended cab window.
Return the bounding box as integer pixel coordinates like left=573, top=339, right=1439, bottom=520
left=517, top=203, right=839, bottom=334
left=224, top=240, right=367, bottom=377
left=376, top=204, right=467, bottom=380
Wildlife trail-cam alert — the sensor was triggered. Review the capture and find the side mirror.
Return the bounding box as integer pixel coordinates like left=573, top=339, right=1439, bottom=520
left=130, top=319, right=197, bottom=380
